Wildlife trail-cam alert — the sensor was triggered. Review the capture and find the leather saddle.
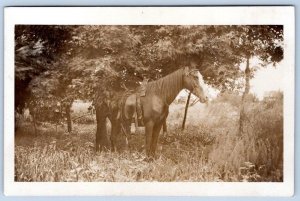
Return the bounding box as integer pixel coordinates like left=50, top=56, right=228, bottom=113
left=116, top=89, right=145, bottom=127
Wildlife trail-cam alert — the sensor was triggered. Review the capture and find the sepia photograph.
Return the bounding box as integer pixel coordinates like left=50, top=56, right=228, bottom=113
left=4, top=7, right=294, bottom=196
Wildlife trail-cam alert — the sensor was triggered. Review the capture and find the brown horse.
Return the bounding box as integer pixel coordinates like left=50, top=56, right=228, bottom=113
left=120, top=66, right=209, bottom=158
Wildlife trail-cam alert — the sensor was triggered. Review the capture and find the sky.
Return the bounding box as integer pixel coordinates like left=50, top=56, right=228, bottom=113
left=248, top=58, right=284, bottom=100
left=251, top=64, right=284, bottom=100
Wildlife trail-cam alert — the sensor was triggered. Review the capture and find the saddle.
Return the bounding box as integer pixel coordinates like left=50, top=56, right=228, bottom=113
left=116, top=90, right=145, bottom=127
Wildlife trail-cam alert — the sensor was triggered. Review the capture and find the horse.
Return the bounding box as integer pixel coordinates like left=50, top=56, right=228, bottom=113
left=117, top=66, right=209, bottom=158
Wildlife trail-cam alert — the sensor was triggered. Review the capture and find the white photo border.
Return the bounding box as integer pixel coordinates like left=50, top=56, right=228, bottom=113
left=4, top=6, right=295, bottom=196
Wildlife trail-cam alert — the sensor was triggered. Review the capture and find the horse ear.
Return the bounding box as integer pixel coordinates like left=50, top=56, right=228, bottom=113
left=183, top=66, right=190, bottom=75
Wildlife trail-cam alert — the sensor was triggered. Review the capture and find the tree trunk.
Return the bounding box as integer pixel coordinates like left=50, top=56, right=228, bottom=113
left=65, top=104, right=72, bottom=133
left=242, top=56, right=251, bottom=100
left=32, top=111, right=37, bottom=136
left=239, top=56, right=251, bottom=135
left=95, top=104, right=110, bottom=152
left=182, top=92, right=191, bottom=131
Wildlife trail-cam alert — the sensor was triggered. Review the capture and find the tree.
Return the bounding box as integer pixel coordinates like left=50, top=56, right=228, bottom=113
left=227, top=26, right=284, bottom=135
left=15, top=25, right=283, bottom=149
left=15, top=25, right=74, bottom=111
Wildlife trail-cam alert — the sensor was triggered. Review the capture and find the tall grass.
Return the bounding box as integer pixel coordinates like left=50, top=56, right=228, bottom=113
left=15, top=91, right=283, bottom=182
left=208, top=92, right=283, bottom=181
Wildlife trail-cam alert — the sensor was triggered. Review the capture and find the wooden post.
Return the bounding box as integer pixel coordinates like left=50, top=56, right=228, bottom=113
left=54, top=108, right=60, bottom=134
left=182, top=92, right=191, bottom=131
left=29, top=106, right=38, bottom=136
left=66, top=105, right=72, bottom=133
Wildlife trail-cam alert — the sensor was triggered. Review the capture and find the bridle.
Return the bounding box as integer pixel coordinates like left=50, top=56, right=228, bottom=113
left=183, top=68, right=201, bottom=90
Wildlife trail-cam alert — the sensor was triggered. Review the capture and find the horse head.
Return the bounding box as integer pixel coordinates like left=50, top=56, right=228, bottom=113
left=183, top=67, right=209, bottom=103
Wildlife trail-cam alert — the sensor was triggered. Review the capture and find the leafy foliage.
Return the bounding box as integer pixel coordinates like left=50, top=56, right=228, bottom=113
left=15, top=25, right=74, bottom=110
left=15, top=25, right=283, bottom=113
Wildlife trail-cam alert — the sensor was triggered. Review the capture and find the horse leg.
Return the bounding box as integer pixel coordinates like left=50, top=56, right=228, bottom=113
left=150, top=121, right=163, bottom=158
left=162, top=119, right=167, bottom=137
left=144, top=121, right=154, bottom=157
left=95, top=120, right=105, bottom=152
left=130, top=119, right=136, bottom=135
left=95, top=136, right=100, bottom=152
left=110, top=122, right=117, bottom=152
left=162, top=109, right=168, bottom=137
left=121, top=120, right=130, bottom=150
left=125, top=119, right=131, bottom=138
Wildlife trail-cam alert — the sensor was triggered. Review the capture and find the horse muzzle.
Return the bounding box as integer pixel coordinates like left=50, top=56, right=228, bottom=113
left=193, top=89, right=208, bottom=103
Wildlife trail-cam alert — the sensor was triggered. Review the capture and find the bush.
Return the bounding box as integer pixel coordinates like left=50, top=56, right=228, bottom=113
left=212, top=91, right=241, bottom=106
left=208, top=92, right=283, bottom=181
left=73, top=114, right=95, bottom=124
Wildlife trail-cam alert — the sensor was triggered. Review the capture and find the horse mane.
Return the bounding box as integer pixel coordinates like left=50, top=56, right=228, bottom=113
left=145, top=68, right=184, bottom=104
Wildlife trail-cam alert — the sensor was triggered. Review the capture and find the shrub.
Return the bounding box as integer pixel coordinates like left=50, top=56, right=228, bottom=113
left=208, top=92, right=283, bottom=181
left=73, top=114, right=95, bottom=124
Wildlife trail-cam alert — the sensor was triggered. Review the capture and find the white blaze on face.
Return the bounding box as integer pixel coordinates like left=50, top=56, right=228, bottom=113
left=197, top=71, right=209, bottom=98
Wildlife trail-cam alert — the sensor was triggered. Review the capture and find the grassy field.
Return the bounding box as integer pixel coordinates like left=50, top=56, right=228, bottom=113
left=15, top=92, right=283, bottom=182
